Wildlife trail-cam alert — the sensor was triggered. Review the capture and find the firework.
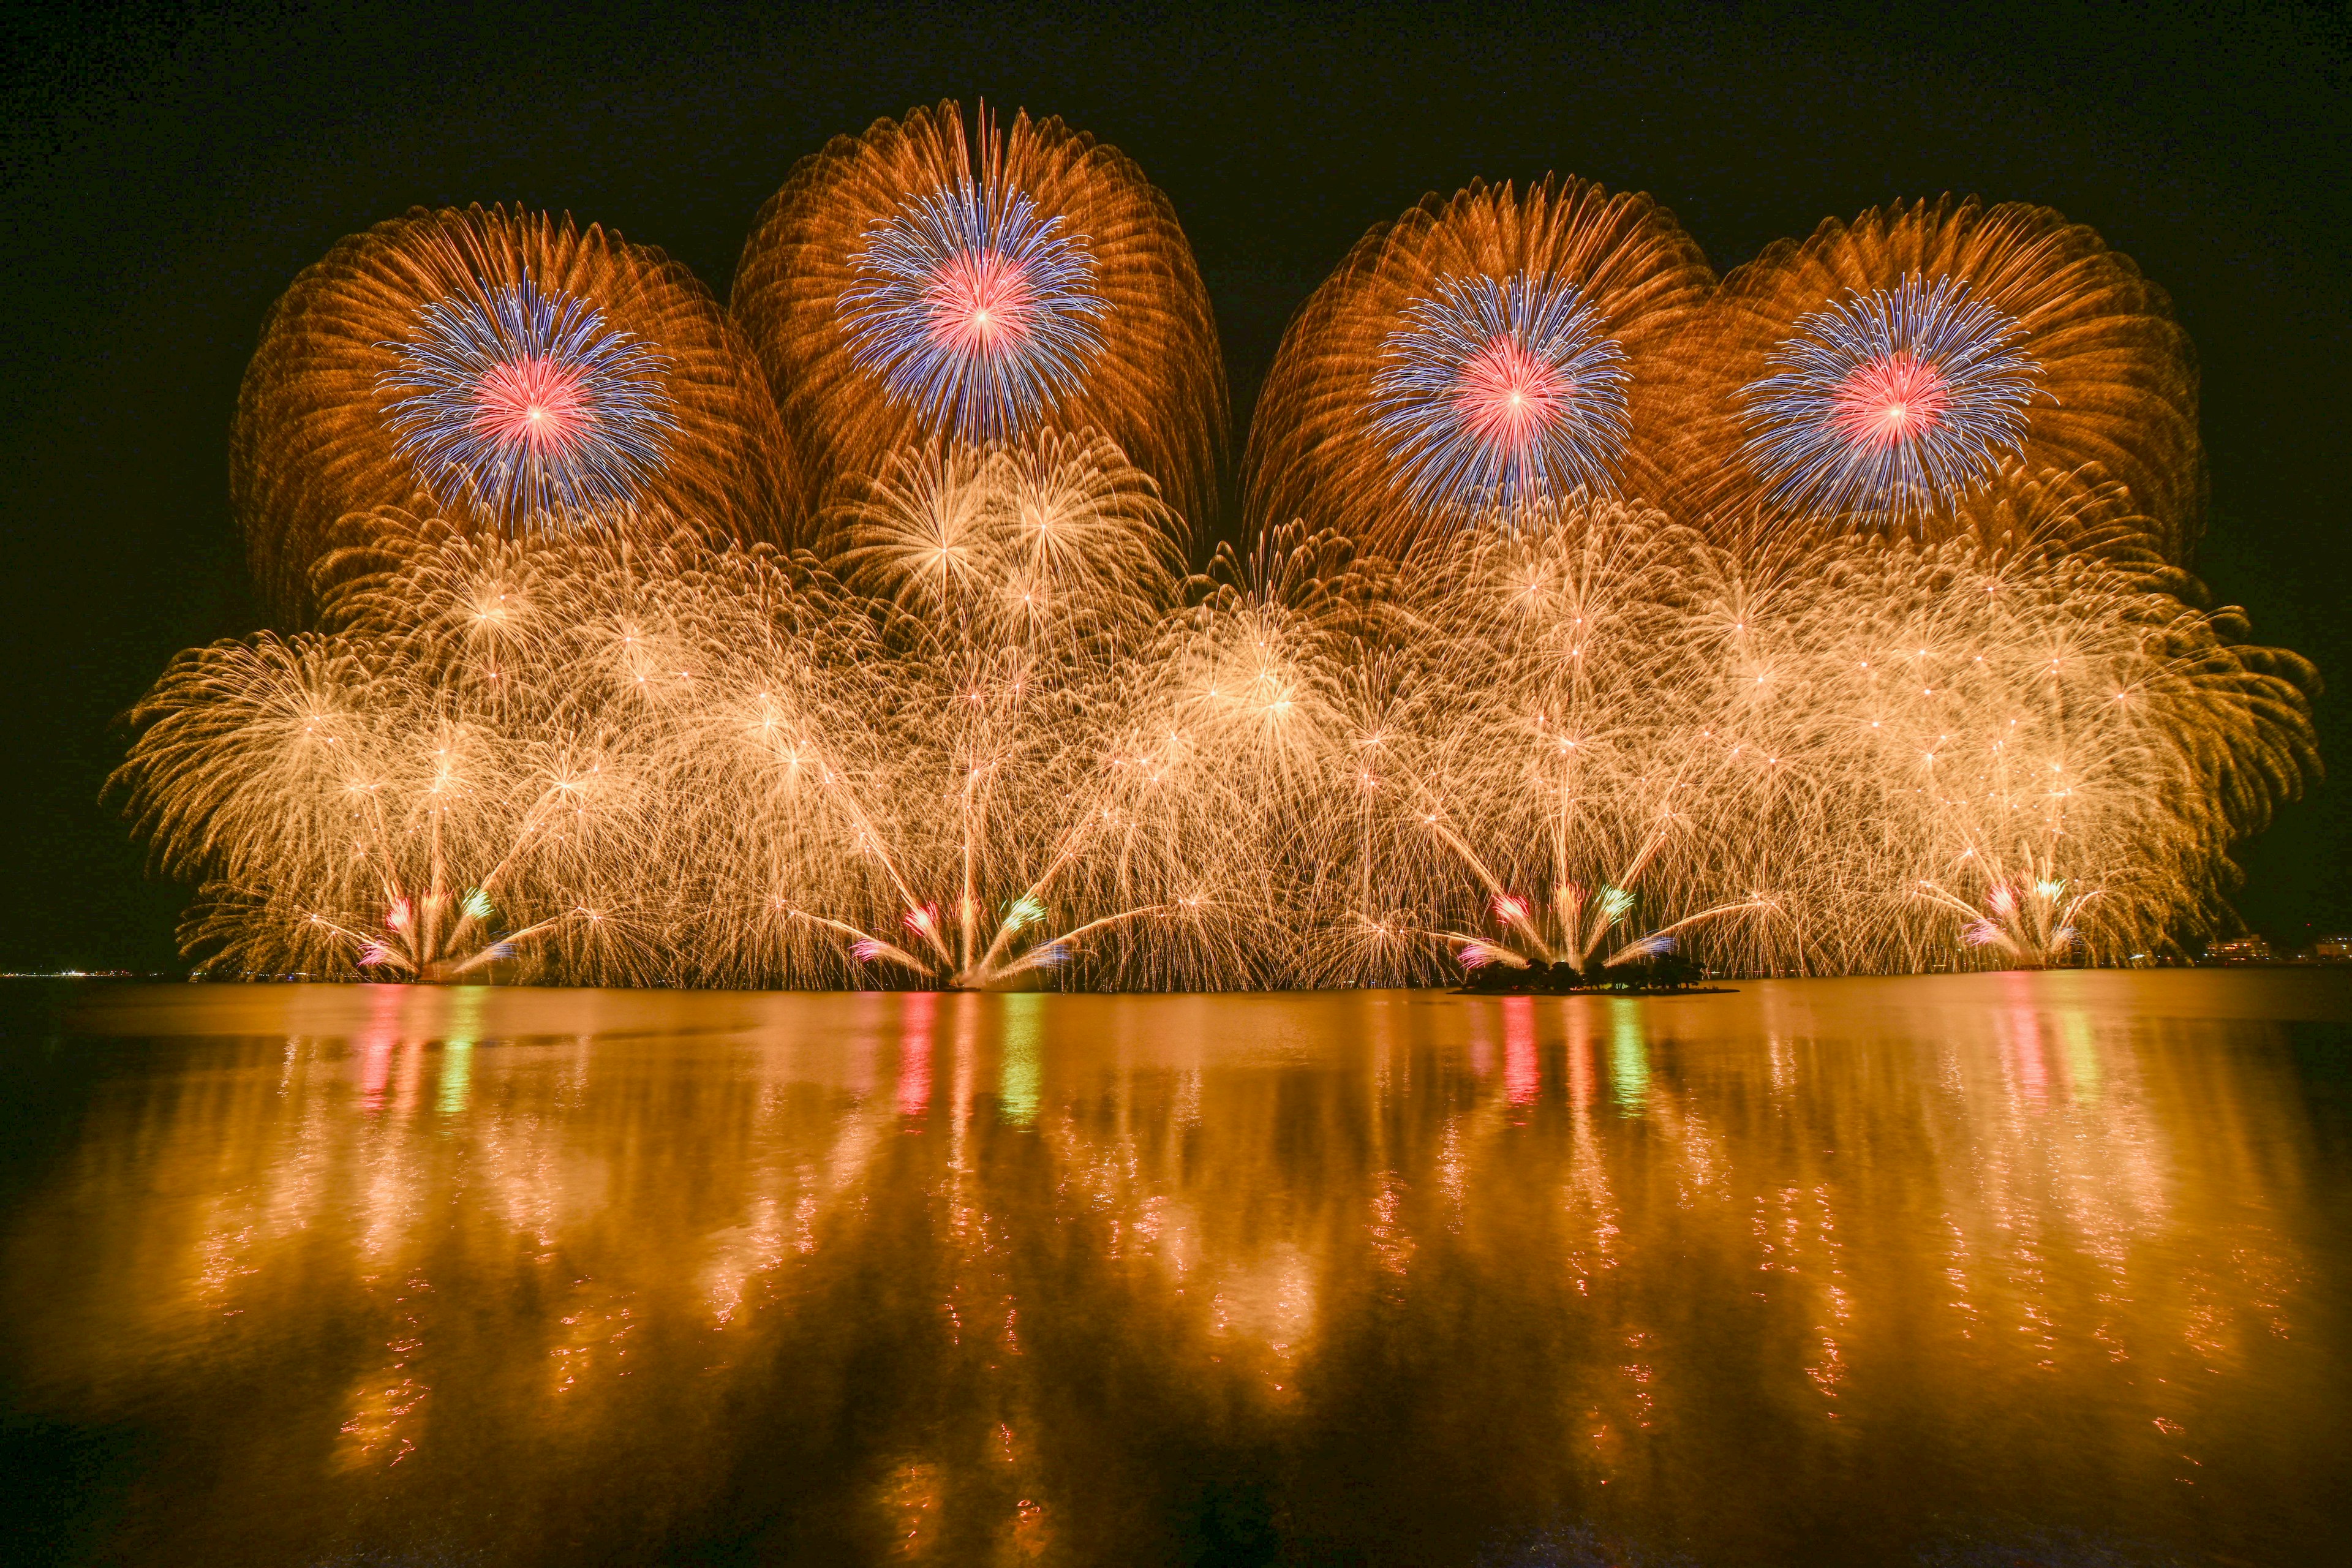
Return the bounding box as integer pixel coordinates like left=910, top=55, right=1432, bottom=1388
left=125, top=437, right=1292, bottom=988
left=143, top=170, right=2314, bottom=987
left=1371, top=271, right=1632, bottom=517
left=690, top=429, right=1251, bottom=989
left=118, top=476, right=2314, bottom=984
left=1244, top=176, right=1714, bottom=559
left=377, top=274, right=676, bottom=527
left=1278, top=485, right=2316, bottom=983
left=1736, top=274, right=2043, bottom=529
left=233, top=204, right=804, bottom=622
left=1300, top=500, right=1799, bottom=984
left=113, top=568, right=662, bottom=982
left=731, top=100, right=1226, bottom=527
left=837, top=183, right=1109, bottom=445
left=1666, top=197, right=2203, bottom=557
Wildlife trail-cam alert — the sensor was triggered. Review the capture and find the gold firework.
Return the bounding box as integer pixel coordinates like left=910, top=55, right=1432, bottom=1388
left=730, top=100, right=1226, bottom=529
left=1292, top=493, right=2315, bottom=981
left=1664, top=196, right=2203, bottom=557
left=1243, top=176, right=1715, bottom=559
left=233, top=203, right=804, bottom=622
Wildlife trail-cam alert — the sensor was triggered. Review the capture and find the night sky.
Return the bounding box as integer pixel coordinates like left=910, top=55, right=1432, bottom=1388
left=4, top=1, right=2345, bottom=971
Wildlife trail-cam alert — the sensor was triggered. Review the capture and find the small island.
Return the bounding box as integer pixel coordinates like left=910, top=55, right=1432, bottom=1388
left=1457, top=954, right=1730, bottom=995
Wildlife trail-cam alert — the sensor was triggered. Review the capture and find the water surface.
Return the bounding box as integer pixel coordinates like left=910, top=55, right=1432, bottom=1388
left=4, top=974, right=2348, bottom=1566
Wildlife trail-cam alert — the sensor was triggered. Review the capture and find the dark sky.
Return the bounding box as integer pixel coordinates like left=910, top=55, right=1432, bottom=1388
left=4, top=0, right=2346, bottom=970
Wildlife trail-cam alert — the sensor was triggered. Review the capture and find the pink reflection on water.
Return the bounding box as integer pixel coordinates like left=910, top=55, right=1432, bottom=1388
left=1504, top=997, right=1539, bottom=1107
left=356, top=984, right=404, bottom=1114
left=899, top=993, right=936, bottom=1119
left=2000, top=973, right=2049, bottom=1107
left=392, top=1033, right=426, bottom=1120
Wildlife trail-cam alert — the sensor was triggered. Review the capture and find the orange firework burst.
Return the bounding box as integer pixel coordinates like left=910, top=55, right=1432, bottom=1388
left=1664, top=196, right=2203, bottom=558
left=729, top=100, right=1226, bottom=529
left=233, top=203, right=804, bottom=622
left=1242, top=176, right=1715, bottom=559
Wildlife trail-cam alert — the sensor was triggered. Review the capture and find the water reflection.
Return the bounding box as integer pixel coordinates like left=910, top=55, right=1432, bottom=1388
left=2, top=974, right=2347, bottom=1566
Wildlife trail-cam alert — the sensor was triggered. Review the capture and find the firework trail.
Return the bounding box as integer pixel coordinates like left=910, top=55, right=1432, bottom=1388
left=113, top=524, right=666, bottom=981
left=148, top=161, right=2315, bottom=986
left=1276, top=479, right=2315, bottom=983
left=119, top=473, right=2313, bottom=984
left=732, top=101, right=1226, bottom=528
left=1244, top=176, right=1714, bottom=559
left=670, top=429, right=1268, bottom=990
left=233, top=204, right=804, bottom=622
left=1662, top=197, right=2203, bottom=557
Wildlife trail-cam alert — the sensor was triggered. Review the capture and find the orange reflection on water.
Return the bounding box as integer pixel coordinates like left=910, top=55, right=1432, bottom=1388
left=1, top=974, right=2346, bottom=1566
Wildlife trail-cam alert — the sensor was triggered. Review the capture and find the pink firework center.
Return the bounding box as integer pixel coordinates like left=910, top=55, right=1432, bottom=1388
left=469, top=355, right=595, bottom=456
left=1830, top=351, right=1950, bottom=449
left=1453, top=337, right=1573, bottom=455
left=924, top=249, right=1040, bottom=359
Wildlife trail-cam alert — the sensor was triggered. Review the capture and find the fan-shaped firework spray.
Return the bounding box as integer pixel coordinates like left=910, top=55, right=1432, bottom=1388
left=1668, top=197, right=2203, bottom=557
left=731, top=100, right=1226, bottom=529
left=114, top=486, right=2315, bottom=983
left=233, top=204, right=804, bottom=623
left=1298, top=493, right=2315, bottom=984
left=1244, top=176, right=1713, bottom=559
left=118, top=437, right=1293, bottom=989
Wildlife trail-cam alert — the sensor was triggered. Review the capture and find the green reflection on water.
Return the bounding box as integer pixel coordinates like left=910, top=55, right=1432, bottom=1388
left=437, top=1040, right=471, bottom=1118
left=1609, top=999, right=1648, bottom=1114
left=998, top=990, right=1041, bottom=1124
left=436, top=987, right=486, bottom=1119
left=2062, top=1009, right=2101, bottom=1101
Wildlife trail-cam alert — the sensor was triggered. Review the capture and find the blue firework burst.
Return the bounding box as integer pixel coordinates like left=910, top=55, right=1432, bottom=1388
left=1370, top=272, right=1630, bottom=518
left=1738, top=274, right=2042, bottom=527
left=377, top=277, right=675, bottom=530
left=839, top=179, right=1109, bottom=443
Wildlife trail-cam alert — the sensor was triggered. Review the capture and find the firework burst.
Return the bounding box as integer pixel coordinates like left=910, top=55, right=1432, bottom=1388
left=709, top=430, right=1267, bottom=989
left=127, top=437, right=1292, bottom=989
left=153, top=170, right=2315, bottom=986
left=118, top=480, right=2314, bottom=983
left=1245, top=176, right=1713, bottom=559
left=111, top=579, right=660, bottom=982
left=378, top=275, right=677, bottom=529
left=1300, top=499, right=1799, bottom=985
left=233, top=204, right=802, bottom=622
left=839, top=179, right=1109, bottom=443
left=1666, top=196, right=2204, bottom=556
left=1276, top=485, right=2316, bottom=984
left=733, top=101, right=1225, bottom=526
left=1737, top=275, right=2042, bottom=528
left=1370, top=271, right=1631, bottom=516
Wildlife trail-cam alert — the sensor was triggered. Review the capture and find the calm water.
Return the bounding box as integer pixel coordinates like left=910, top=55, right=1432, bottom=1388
left=2, top=975, right=2348, bottom=1567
